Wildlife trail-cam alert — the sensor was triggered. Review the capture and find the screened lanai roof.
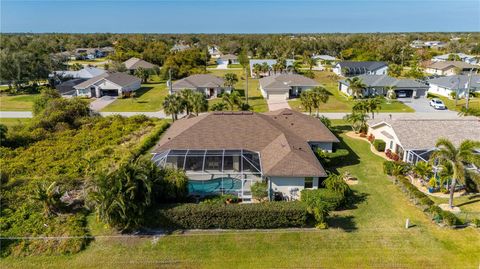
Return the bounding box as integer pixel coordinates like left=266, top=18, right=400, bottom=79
left=152, top=149, right=262, bottom=175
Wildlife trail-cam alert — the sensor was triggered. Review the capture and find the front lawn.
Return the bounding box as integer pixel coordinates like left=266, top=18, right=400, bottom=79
left=227, top=64, right=242, bottom=68
left=101, top=83, right=169, bottom=112
left=3, top=121, right=479, bottom=268
left=0, top=94, right=39, bottom=111
left=288, top=71, right=414, bottom=113
left=68, top=57, right=108, bottom=67
left=0, top=118, right=31, bottom=127
left=428, top=93, right=480, bottom=112
left=208, top=69, right=268, bottom=112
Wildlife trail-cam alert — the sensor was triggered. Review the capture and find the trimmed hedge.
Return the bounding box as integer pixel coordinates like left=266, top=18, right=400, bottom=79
left=372, top=139, right=386, bottom=152
left=149, top=202, right=310, bottom=229
left=300, top=189, right=345, bottom=210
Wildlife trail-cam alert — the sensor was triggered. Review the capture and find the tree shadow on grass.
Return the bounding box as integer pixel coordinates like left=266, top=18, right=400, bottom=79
left=132, top=86, right=154, bottom=98
left=328, top=215, right=357, bottom=232
left=322, top=131, right=361, bottom=174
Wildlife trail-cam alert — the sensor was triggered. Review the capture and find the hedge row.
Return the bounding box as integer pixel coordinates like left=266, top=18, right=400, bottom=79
left=149, top=202, right=310, bottom=229
left=372, top=139, right=386, bottom=152
left=300, top=189, right=345, bottom=210
left=132, top=120, right=170, bottom=158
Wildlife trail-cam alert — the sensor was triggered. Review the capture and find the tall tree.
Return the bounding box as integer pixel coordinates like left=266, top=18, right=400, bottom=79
left=366, top=97, right=382, bottom=119
left=163, top=94, right=184, bottom=121
left=311, top=86, right=330, bottom=117
left=179, top=89, right=195, bottom=115
left=222, top=91, right=241, bottom=111
left=343, top=112, right=369, bottom=133
left=223, top=73, right=239, bottom=91
left=430, top=139, right=480, bottom=208
left=300, top=91, right=314, bottom=115
left=191, top=92, right=208, bottom=116
left=345, top=77, right=366, bottom=98
left=134, top=67, right=151, bottom=83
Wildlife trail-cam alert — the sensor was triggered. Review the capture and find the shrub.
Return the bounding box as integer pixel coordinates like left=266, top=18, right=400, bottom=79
left=300, top=189, right=345, bottom=211
left=150, top=202, right=309, bottom=229
left=251, top=181, right=268, bottom=200
left=440, top=210, right=461, bottom=226
left=367, top=134, right=375, bottom=143
left=383, top=161, right=409, bottom=176
left=322, top=173, right=351, bottom=197
left=472, top=218, right=480, bottom=228
left=372, top=139, right=386, bottom=152
left=200, top=194, right=239, bottom=205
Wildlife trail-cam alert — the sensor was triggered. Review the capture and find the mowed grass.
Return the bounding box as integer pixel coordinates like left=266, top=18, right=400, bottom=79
left=428, top=93, right=480, bottom=111
left=101, top=82, right=168, bottom=112
left=0, top=118, right=31, bottom=127
left=2, top=121, right=479, bottom=268
left=208, top=69, right=268, bottom=113
left=0, top=94, right=39, bottom=111
left=289, top=71, right=414, bottom=113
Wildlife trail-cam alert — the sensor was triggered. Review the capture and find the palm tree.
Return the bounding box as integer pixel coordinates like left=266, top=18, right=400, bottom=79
left=191, top=92, right=208, bottom=116
left=413, top=161, right=433, bottom=182
left=311, top=86, right=329, bottom=117
left=179, top=89, right=194, bottom=115
left=253, top=63, right=262, bottom=78
left=304, top=55, right=317, bottom=71
left=163, top=94, right=184, bottom=121
left=222, top=91, right=241, bottom=111
left=345, top=77, right=366, bottom=98
left=352, top=100, right=368, bottom=114
left=32, top=181, right=63, bottom=217
left=430, top=139, right=480, bottom=208
left=134, top=67, right=151, bottom=83
left=223, top=73, right=238, bottom=91
left=292, top=61, right=302, bottom=73
left=385, top=86, right=397, bottom=100
left=343, top=112, right=369, bottom=133
left=366, top=97, right=382, bottom=119
left=300, top=91, right=314, bottom=115
left=261, top=62, right=271, bottom=76
left=210, top=102, right=227, bottom=111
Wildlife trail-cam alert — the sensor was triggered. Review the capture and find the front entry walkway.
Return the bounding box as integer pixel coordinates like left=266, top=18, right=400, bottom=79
left=89, top=96, right=116, bottom=111
left=267, top=97, right=291, bottom=111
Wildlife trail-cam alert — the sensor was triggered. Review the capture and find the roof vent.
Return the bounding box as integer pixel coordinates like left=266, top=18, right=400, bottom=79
left=168, top=137, right=171, bottom=140
left=291, top=123, right=294, bottom=126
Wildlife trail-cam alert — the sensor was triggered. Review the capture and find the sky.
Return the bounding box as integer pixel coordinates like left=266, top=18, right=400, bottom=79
left=1, top=0, right=479, bottom=33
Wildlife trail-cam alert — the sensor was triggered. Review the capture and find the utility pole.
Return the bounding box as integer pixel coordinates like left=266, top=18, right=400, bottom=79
left=168, top=68, right=173, bottom=94
left=245, top=67, right=249, bottom=104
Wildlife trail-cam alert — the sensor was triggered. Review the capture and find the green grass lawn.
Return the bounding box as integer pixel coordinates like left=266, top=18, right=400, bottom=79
left=208, top=69, right=268, bottom=113
left=0, top=94, right=39, bottom=111
left=288, top=71, right=414, bottom=113
left=101, top=82, right=168, bottom=112
left=428, top=93, right=480, bottom=111
left=0, top=118, right=31, bottom=127
left=68, top=57, right=108, bottom=67
left=227, top=64, right=242, bottom=68
left=2, top=121, right=479, bottom=268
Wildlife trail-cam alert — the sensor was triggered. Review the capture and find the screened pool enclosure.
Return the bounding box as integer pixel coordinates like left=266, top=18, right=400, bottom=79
left=152, top=149, right=263, bottom=198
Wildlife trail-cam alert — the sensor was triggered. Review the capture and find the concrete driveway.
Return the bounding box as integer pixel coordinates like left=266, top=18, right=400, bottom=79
left=400, top=97, right=457, bottom=116
left=89, top=96, right=117, bottom=111
left=267, top=96, right=291, bottom=111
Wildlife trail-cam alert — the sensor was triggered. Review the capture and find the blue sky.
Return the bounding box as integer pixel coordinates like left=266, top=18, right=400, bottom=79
left=1, top=0, right=479, bottom=33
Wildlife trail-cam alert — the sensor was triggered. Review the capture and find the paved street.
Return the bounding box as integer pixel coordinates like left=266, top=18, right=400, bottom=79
left=0, top=111, right=33, bottom=118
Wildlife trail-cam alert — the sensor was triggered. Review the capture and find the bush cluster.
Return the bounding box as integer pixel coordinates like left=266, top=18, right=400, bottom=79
left=149, top=202, right=309, bottom=229
left=428, top=205, right=461, bottom=226
left=383, top=161, right=410, bottom=176
left=372, top=139, right=386, bottom=152
left=385, top=149, right=400, bottom=161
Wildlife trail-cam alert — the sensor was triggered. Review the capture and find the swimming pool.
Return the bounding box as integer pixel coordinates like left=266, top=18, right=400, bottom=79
left=188, top=178, right=243, bottom=195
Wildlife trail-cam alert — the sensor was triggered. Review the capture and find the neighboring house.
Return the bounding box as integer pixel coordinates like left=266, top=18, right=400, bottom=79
left=427, top=75, right=480, bottom=98
left=333, top=61, right=388, bottom=77
left=50, top=67, right=107, bottom=80
left=217, top=54, right=239, bottom=65
left=424, top=61, right=479, bottom=76
left=99, top=46, right=114, bottom=56
left=259, top=73, right=320, bottom=100
left=170, top=44, right=190, bottom=53
left=151, top=109, right=339, bottom=201
left=123, top=57, right=157, bottom=74
left=55, top=78, right=88, bottom=97
left=312, top=55, right=337, bottom=65
left=249, top=59, right=295, bottom=77
left=410, top=40, right=447, bottom=49
left=368, top=119, right=480, bottom=164
left=73, top=72, right=141, bottom=98
left=338, top=74, right=428, bottom=99
left=170, top=74, right=227, bottom=98
left=71, top=48, right=107, bottom=60
left=432, top=53, right=478, bottom=65
left=208, top=46, right=222, bottom=58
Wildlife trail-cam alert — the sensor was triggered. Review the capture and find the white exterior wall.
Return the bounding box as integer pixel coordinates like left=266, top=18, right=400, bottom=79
left=371, top=66, right=388, bottom=75
left=428, top=84, right=470, bottom=98
left=339, top=82, right=350, bottom=95
left=333, top=64, right=342, bottom=76
left=269, top=177, right=319, bottom=200
left=368, top=124, right=403, bottom=154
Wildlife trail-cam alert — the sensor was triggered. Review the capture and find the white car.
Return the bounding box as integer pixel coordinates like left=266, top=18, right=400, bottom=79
left=430, top=98, right=446, bottom=110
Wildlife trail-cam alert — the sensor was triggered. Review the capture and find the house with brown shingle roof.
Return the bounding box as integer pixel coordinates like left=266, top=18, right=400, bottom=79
left=123, top=57, right=157, bottom=74
left=425, top=61, right=479, bottom=76
left=259, top=73, right=320, bottom=100
left=151, top=108, right=339, bottom=201
left=170, top=74, right=227, bottom=99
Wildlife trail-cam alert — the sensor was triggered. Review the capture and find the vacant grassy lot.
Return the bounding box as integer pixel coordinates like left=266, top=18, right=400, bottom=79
left=428, top=93, right=480, bottom=111
left=101, top=83, right=168, bottom=112
left=68, top=57, right=109, bottom=67
left=0, top=94, right=39, bottom=111
left=2, top=121, right=478, bottom=268
left=208, top=69, right=268, bottom=112
left=0, top=118, right=31, bottom=127
left=289, top=71, right=414, bottom=113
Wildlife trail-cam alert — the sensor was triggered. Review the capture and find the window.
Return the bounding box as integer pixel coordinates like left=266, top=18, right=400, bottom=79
left=304, top=177, right=313, bottom=189
left=389, top=141, right=393, bottom=150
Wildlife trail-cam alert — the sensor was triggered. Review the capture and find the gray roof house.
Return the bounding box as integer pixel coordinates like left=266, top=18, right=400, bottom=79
left=333, top=61, right=388, bottom=77
left=55, top=78, right=88, bottom=96
left=50, top=67, right=107, bottom=80
left=433, top=53, right=478, bottom=65
left=259, top=74, right=320, bottom=100
left=249, top=59, right=295, bottom=78
left=339, top=74, right=429, bottom=98
left=74, top=72, right=141, bottom=98
left=151, top=108, right=339, bottom=201
left=427, top=75, right=480, bottom=98
left=170, top=74, right=226, bottom=99
left=368, top=119, right=480, bottom=164
left=123, top=57, right=157, bottom=73
left=217, top=54, right=239, bottom=65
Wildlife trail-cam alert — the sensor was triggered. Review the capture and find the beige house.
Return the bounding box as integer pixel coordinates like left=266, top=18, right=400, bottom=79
left=73, top=72, right=141, bottom=98
left=424, top=61, right=478, bottom=76
left=151, top=109, right=339, bottom=201
left=259, top=73, right=320, bottom=100
left=123, top=57, right=157, bottom=74
left=368, top=119, right=480, bottom=164
left=170, top=74, right=227, bottom=99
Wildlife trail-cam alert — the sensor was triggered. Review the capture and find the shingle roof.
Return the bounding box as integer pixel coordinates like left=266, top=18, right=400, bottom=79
left=53, top=67, right=106, bottom=79
left=426, top=61, right=478, bottom=71
left=153, top=109, right=339, bottom=177
left=340, top=75, right=428, bottom=88
left=73, top=72, right=140, bottom=89
left=369, top=119, right=480, bottom=150
left=427, top=75, right=480, bottom=90
left=260, top=74, right=320, bottom=91
left=123, top=57, right=156, bottom=70
left=172, top=74, right=225, bottom=90
left=218, top=54, right=238, bottom=61
left=433, top=53, right=476, bottom=61
left=337, top=61, right=388, bottom=71
left=313, top=55, right=337, bottom=61
left=55, top=78, right=87, bottom=95
left=249, top=59, right=295, bottom=70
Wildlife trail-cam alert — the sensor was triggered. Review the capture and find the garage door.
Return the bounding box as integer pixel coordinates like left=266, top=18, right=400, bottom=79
left=101, top=89, right=119, bottom=96
left=395, top=89, right=413, bottom=98
left=268, top=92, right=287, bottom=100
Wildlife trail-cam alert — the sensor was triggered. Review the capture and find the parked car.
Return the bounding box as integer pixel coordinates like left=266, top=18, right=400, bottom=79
left=430, top=98, right=446, bottom=110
